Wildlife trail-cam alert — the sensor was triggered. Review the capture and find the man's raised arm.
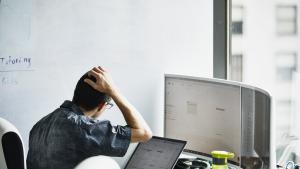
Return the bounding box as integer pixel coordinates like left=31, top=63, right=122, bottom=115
left=84, top=66, right=152, bottom=142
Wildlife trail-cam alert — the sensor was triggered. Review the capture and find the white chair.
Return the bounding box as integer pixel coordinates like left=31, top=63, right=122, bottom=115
left=0, top=117, right=26, bottom=169
left=74, top=156, right=120, bottom=169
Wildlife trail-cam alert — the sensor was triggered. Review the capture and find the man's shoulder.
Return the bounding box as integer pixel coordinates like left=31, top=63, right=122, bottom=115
left=30, top=108, right=61, bottom=131
left=30, top=106, right=113, bottom=135
left=67, top=113, right=111, bottom=128
left=31, top=107, right=75, bottom=130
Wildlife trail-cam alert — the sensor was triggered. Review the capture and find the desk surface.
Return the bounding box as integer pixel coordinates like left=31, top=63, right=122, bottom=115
left=179, top=152, right=241, bottom=169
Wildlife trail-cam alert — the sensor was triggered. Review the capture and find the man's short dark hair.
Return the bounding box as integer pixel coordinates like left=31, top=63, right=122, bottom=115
left=72, top=73, right=111, bottom=111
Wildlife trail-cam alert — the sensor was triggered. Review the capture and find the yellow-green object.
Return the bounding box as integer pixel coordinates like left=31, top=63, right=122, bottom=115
left=211, top=151, right=234, bottom=169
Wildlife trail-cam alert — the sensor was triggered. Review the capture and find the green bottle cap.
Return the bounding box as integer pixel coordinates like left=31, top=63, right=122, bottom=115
left=211, top=151, right=234, bottom=159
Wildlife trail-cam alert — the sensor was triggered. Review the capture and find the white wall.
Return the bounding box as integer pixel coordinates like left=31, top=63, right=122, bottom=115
left=0, top=0, right=213, bottom=167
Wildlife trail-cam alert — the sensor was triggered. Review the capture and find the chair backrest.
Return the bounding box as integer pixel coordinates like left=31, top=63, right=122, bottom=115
left=74, top=156, right=120, bottom=169
left=0, top=117, right=26, bottom=169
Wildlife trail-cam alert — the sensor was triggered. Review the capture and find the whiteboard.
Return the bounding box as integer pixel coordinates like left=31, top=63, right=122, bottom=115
left=0, top=0, right=213, bottom=167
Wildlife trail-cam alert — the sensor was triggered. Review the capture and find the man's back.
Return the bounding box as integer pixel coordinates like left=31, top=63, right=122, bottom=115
left=26, top=100, right=131, bottom=169
left=27, top=67, right=152, bottom=168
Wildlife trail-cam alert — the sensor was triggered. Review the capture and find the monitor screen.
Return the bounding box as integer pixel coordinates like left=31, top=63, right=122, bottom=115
left=164, top=75, right=241, bottom=163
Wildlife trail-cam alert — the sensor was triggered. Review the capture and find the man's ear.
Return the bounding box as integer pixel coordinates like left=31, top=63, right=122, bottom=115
left=97, top=102, right=106, bottom=111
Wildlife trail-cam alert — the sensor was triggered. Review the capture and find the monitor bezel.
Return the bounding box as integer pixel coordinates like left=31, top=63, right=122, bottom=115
left=164, top=74, right=272, bottom=168
left=164, top=74, right=245, bottom=166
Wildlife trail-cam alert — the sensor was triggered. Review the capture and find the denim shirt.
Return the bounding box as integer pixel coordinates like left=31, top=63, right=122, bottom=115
left=26, top=100, right=131, bottom=169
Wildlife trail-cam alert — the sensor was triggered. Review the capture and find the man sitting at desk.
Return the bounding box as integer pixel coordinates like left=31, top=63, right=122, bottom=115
left=27, top=66, right=152, bottom=169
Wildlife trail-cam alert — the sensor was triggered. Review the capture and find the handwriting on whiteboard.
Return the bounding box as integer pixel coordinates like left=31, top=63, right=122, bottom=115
left=0, top=56, right=33, bottom=72
left=1, top=76, right=18, bottom=85
left=0, top=55, right=33, bottom=86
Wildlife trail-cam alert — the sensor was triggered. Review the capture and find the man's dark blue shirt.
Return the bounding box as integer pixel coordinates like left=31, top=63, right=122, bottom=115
left=27, top=100, right=131, bottom=169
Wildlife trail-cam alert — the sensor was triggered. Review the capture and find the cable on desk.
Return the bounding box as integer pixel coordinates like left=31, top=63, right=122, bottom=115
left=276, top=161, right=300, bottom=169
left=285, top=161, right=295, bottom=169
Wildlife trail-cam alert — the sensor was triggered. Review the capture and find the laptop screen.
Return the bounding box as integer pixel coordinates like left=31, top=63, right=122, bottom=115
left=124, top=136, right=186, bottom=169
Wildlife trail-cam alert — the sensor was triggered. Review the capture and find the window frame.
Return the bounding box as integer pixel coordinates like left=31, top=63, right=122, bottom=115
left=213, top=0, right=231, bottom=79
left=276, top=5, right=298, bottom=36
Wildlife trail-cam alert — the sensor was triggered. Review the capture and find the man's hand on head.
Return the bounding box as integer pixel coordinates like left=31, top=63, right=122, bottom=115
left=84, top=66, right=116, bottom=96
left=84, top=66, right=153, bottom=143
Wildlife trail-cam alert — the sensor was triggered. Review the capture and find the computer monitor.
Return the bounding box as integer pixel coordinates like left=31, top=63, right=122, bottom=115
left=164, top=74, right=272, bottom=169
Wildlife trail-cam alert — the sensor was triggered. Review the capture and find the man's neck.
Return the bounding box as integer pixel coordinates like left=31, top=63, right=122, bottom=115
left=79, top=107, right=96, bottom=118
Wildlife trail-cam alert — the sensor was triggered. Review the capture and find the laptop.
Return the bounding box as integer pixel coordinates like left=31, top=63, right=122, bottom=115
left=124, top=136, right=187, bottom=169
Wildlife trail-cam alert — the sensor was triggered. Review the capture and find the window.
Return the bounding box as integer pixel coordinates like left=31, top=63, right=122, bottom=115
left=276, top=5, right=298, bottom=35
left=276, top=53, right=297, bottom=82
left=276, top=99, right=297, bottom=164
left=231, top=0, right=300, bottom=166
left=229, top=54, right=243, bottom=81
left=276, top=100, right=292, bottom=136
left=232, top=6, right=243, bottom=35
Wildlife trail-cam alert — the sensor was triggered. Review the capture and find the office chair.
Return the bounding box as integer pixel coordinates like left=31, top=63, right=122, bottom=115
left=0, top=117, right=26, bottom=169
left=74, top=156, right=120, bottom=169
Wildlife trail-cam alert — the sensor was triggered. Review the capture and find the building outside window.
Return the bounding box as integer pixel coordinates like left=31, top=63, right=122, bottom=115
left=232, top=6, right=243, bottom=35
left=231, top=0, right=300, bottom=165
left=276, top=52, right=297, bottom=82
left=229, top=54, right=243, bottom=82
left=276, top=5, right=298, bottom=36
left=276, top=100, right=292, bottom=141
left=231, top=4, right=244, bottom=82
left=276, top=99, right=298, bottom=164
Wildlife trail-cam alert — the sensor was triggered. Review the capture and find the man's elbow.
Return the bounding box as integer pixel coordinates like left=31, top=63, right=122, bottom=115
left=131, top=128, right=153, bottom=143
left=139, top=128, right=152, bottom=142
left=143, top=129, right=153, bottom=141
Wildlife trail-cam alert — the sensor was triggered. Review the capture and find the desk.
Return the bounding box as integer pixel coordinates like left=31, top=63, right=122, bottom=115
left=178, top=152, right=241, bottom=169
